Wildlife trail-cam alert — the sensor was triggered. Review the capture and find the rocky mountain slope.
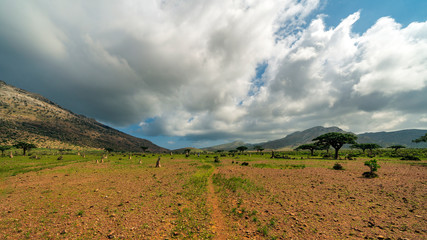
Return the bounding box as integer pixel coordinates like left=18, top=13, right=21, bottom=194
left=0, top=80, right=168, bottom=152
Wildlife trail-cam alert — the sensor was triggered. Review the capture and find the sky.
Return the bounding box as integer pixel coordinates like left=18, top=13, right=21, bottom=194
left=1, top=0, right=427, bottom=149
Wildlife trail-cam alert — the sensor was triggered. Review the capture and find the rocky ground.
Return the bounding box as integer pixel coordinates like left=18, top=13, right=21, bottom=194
left=0, top=154, right=425, bottom=239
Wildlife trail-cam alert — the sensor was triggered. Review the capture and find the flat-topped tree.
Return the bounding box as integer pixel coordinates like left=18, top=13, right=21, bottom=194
left=140, top=146, right=148, bottom=153
left=0, top=145, right=12, bottom=156
left=388, top=145, right=406, bottom=153
left=254, top=145, right=264, bottom=153
left=14, top=142, right=36, bottom=156
left=313, top=132, right=357, bottom=159
left=413, top=133, right=427, bottom=143
left=351, top=143, right=382, bottom=154
left=236, top=146, right=248, bottom=153
left=295, top=143, right=319, bottom=156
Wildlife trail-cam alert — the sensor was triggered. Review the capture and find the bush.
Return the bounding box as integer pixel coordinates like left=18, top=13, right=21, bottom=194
left=363, top=159, right=380, bottom=178
left=400, top=155, right=420, bottom=161
left=332, top=163, right=344, bottom=170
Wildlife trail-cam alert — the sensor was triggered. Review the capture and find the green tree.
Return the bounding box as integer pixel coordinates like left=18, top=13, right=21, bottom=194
left=313, top=132, right=357, bottom=159
left=0, top=145, right=12, bottom=156
left=413, top=133, right=427, bottom=143
left=140, top=146, right=148, bottom=152
left=254, top=145, right=264, bottom=153
left=351, top=143, right=382, bottom=154
left=294, top=143, right=319, bottom=156
left=388, top=145, right=406, bottom=153
left=105, top=147, right=114, bottom=154
left=14, top=142, right=36, bottom=156
left=236, top=146, right=248, bottom=153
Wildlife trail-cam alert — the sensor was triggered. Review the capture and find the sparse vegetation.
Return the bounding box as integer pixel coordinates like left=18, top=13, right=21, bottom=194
left=363, top=159, right=380, bottom=178
left=332, top=163, right=344, bottom=170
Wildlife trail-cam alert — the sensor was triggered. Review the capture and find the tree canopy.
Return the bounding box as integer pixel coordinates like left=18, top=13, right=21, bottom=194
left=413, top=133, right=427, bottom=143
left=0, top=145, right=12, bottom=156
left=254, top=145, right=264, bottom=152
left=388, top=145, right=406, bottom=152
left=294, top=143, right=319, bottom=156
left=313, top=132, right=357, bottom=159
left=236, top=146, right=248, bottom=153
left=14, top=142, right=36, bottom=156
left=351, top=143, right=382, bottom=153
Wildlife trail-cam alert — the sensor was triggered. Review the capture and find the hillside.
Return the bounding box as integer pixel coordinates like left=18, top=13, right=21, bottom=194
left=202, top=141, right=251, bottom=152
left=259, top=126, right=348, bottom=149
left=202, top=126, right=427, bottom=151
left=358, top=129, right=427, bottom=148
left=0, top=80, right=168, bottom=152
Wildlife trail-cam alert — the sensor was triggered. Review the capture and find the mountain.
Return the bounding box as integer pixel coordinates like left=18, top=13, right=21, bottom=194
left=171, top=147, right=205, bottom=154
left=357, top=129, right=427, bottom=148
left=0, top=80, right=168, bottom=152
left=202, top=141, right=251, bottom=152
left=259, top=126, right=348, bottom=149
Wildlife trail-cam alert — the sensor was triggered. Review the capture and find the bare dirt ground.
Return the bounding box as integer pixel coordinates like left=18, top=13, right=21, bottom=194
left=0, top=156, right=426, bottom=239
left=207, top=168, right=228, bottom=239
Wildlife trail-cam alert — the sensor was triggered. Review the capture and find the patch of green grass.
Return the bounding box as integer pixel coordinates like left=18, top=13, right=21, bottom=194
left=171, top=163, right=214, bottom=239
left=76, top=210, right=84, bottom=217
left=212, top=174, right=263, bottom=193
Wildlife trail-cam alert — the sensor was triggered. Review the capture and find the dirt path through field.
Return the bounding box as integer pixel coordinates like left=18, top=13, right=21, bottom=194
left=207, top=167, right=228, bottom=239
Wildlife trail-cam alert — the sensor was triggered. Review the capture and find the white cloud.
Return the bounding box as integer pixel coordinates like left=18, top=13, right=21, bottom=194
left=0, top=1, right=426, bottom=145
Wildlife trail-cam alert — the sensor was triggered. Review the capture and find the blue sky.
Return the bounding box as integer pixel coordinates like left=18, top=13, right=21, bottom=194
left=319, top=0, right=427, bottom=33
left=1, top=0, right=427, bottom=150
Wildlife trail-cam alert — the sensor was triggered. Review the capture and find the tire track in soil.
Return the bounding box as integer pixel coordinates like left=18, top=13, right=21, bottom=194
left=207, top=167, right=228, bottom=239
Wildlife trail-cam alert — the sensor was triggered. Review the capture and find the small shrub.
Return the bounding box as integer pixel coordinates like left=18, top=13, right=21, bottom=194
left=214, top=156, right=220, bottom=163
left=332, top=163, right=344, bottom=170
left=241, top=162, right=249, bottom=166
left=363, top=159, right=380, bottom=178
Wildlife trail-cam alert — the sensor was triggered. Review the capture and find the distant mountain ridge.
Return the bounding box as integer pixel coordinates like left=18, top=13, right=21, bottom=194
left=357, top=129, right=427, bottom=148
left=203, top=126, right=427, bottom=151
left=202, top=141, right=249, bottom=151
left=0, top=80, right=168, bottom=152
left=259, top=126, right=347, bottom=149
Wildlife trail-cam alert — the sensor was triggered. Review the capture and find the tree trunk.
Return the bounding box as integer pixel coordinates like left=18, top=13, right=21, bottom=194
left=334, top=148, right=339, bottom=159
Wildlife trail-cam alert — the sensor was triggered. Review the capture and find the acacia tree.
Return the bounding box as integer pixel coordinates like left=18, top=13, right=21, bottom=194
left=388, top=145, right=406, bottom=153
left=140, top=146, right=148, bottom=153
left=413, top=133, right=427, bottom=143
left=351, top=143, right=382, bottom=154
left=254, top=145, right=264, bottom=153
left=14, top=142, right=36, bottom=156
left=313, top=132, right=357, bottom=159
left=294, top=143, right=319, bottom=156
left=0, top=145, right=12, bottom=156
left=236, top=146, right=248, bottom=153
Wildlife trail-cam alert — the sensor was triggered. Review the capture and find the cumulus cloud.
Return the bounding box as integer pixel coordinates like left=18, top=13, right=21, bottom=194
left=0, top=1, right=426, bottom=146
